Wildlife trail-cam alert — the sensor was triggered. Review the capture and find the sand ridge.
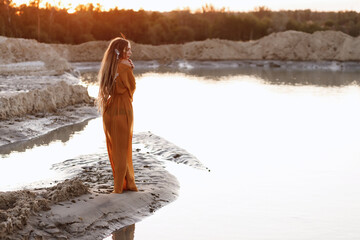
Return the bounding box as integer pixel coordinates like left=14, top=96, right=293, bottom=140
left=1, top=31, right=360, bottom=73
left=0, top=36, right=70, bottom=74
left=0, top=80, right=93, bottom=120
left=53, top=30, right=360, bottom=63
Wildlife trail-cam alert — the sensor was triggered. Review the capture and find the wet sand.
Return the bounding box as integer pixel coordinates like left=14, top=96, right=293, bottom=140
left=1, top=131, right=204, bottom=239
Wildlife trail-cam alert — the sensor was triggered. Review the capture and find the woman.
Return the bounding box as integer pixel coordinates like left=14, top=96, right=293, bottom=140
left=97, top=37, right=138, bottom=193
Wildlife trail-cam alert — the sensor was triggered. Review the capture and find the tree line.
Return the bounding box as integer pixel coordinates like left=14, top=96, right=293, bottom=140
left=0, top=1, right=359, bottom=45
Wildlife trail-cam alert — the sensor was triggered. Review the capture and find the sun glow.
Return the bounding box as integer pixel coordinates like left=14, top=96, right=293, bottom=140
left=10, top=0, right=360, bottom=13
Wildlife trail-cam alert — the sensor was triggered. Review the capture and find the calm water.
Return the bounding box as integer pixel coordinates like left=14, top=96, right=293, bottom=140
left=2, top=63, right=360, bottom=239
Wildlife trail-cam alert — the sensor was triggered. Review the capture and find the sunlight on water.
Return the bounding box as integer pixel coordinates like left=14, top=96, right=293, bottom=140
left=133, top=73, right=360, bottom=171
left=87, top=84, right=99, bottom=99
left=132, top=72, right=360, bottom=239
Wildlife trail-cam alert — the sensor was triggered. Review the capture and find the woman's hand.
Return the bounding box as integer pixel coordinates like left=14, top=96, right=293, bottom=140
left=128, top=59, right=134, bottom=68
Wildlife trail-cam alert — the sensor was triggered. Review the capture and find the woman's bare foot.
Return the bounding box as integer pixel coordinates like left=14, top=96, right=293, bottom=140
left=111, top=190, right=122, bottom=194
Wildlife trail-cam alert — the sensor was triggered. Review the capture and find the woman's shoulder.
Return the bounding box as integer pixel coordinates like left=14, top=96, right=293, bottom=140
left=118, top=59, right=133, bottom=69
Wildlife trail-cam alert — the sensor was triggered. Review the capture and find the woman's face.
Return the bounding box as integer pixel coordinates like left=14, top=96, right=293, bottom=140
left=124, top=43, right=132, bottom=59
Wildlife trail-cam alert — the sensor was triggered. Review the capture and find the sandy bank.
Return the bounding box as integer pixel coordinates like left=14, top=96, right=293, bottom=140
left=0, top=36, right=70, bottom=74
left=0, top=72, right=98, bottom=146
left=137, top=31, right=360, bottom=61
left=1, top=31, right=359, bottom=69
left=0, top=80, right=93, bottom=120
left=52, top=30, right=360, bottom=62
left=1, top=132, right=204, bottom=240
left=51, top=41, right=109, bottom=63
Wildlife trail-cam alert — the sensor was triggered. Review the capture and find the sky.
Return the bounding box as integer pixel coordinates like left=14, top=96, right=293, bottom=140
left=11, top=0, right=360, bottom=12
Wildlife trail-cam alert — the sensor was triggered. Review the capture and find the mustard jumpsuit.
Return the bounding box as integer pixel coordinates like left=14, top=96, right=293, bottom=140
left=103, top=62, right=138, bottom=193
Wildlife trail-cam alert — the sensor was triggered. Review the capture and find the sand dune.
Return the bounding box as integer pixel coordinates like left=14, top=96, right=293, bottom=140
left=0, top=36, right=70, bottom=74
left=133, top=31, right=360, bottom=61
left=58, top=30, right=360, bottom=62
left=0, top=38, right=96, bottom=122
left=48, top=31, right=358, bottom=63
left=1, top=31, right=359, bottom=74
left=51, top=40, right=109, bottom=63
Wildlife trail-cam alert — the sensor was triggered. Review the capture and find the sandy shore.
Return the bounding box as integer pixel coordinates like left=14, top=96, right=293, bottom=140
left=0, top=104, right=98, bottom=148
left=0, top=70, right=98, bottom=147
left=1, top=132, right=205, bottom=239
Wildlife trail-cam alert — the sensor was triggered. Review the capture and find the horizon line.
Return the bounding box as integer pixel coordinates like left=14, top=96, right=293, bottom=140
left=8, top=2, right=360, bottom=13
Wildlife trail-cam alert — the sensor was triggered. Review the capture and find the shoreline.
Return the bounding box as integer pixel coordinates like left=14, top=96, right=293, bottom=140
left=1, top=58, right=358, bottom=151
left=1, top=31, right=360, bottom=75
left=72, top=59, right=360, bottom=73
left=1, top=131, right=205, bottom=239
left=0, top=104, right=98, bottom=152
left=0, top=70, right=98, bottom=148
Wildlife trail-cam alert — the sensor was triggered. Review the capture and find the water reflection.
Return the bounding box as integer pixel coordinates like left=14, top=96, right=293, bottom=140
left=173, top=67, right=360, bottom=86
left=79, top=61, right=360, bottom=87
left=110, top=224, right=135, bottom=240
left=252, top=69, right=360, bottom=86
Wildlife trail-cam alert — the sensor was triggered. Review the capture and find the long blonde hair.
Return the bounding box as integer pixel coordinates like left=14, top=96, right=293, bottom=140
left=97, top=37, right=129, bottom=113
